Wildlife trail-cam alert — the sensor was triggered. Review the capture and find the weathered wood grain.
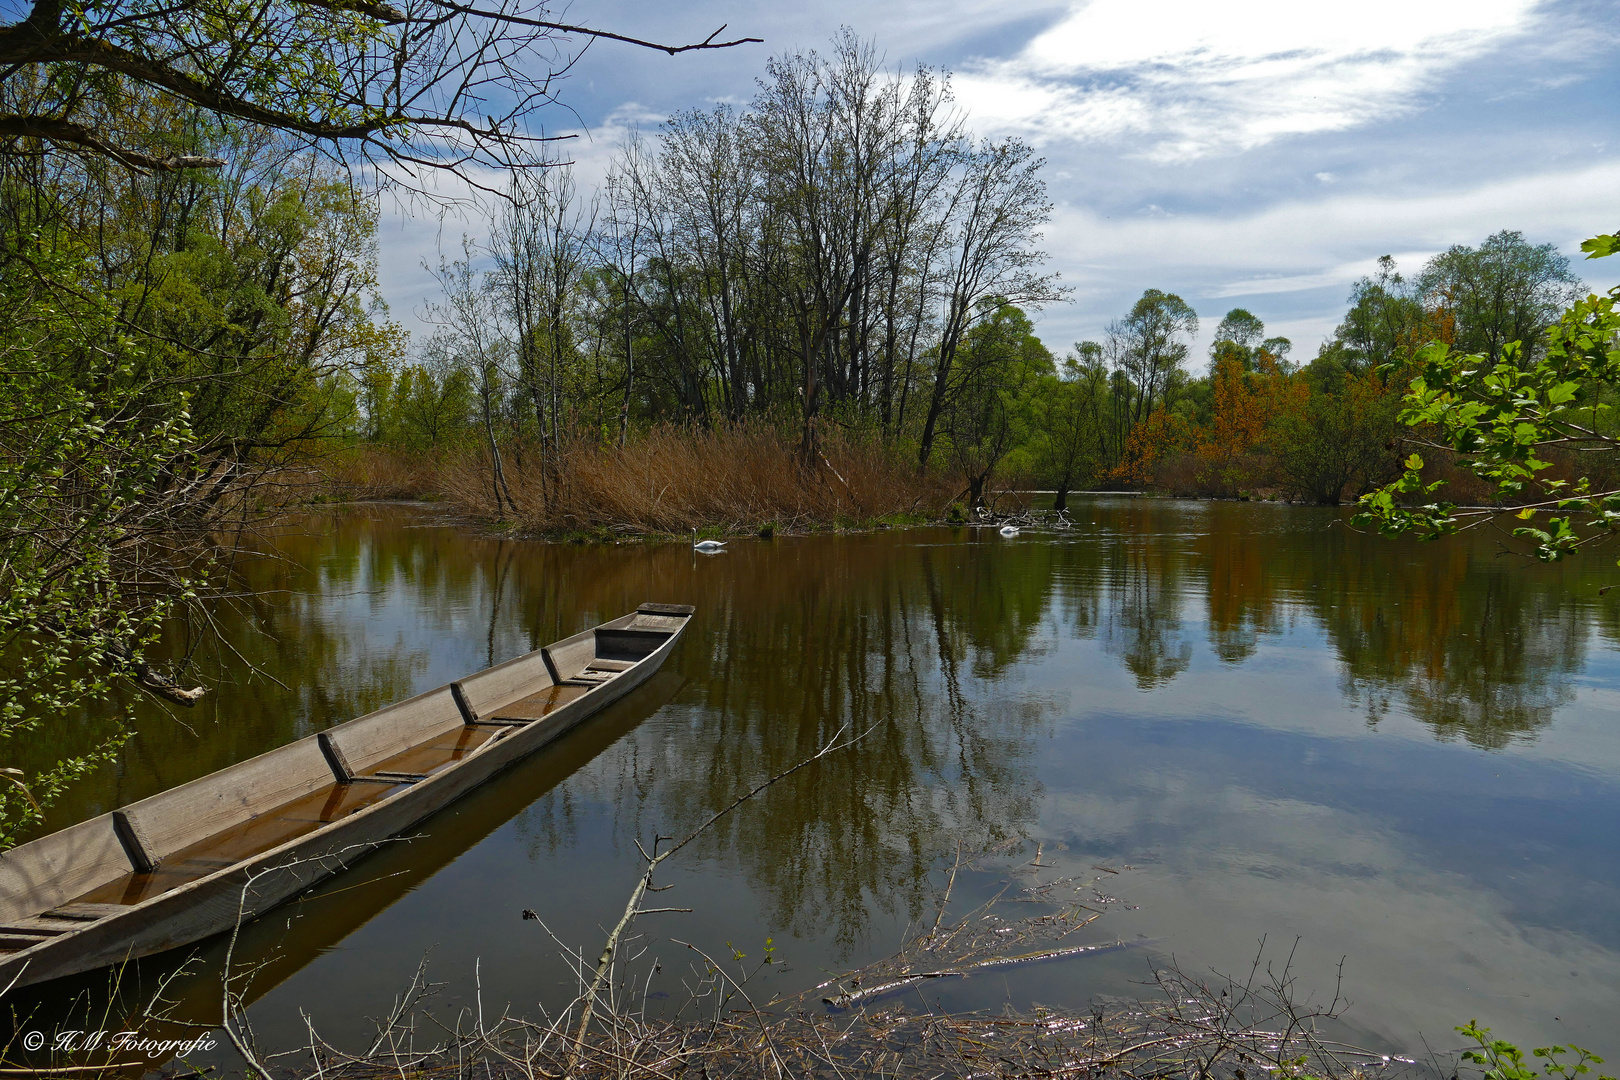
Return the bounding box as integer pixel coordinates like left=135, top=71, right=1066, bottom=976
left=455, top=650, right=555, bottom=721
left=0, top=817, right=134, bottom=925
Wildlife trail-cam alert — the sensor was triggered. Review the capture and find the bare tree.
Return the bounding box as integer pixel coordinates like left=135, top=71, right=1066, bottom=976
left=916, top=137, right=1064, bottom=469
left=660, top=104, right=761, bottom=421
left=492, top=164, right=594, bottom=454
left=597, top=134, right=655, bottom=446
left=425, top=241, right=516, bottom=512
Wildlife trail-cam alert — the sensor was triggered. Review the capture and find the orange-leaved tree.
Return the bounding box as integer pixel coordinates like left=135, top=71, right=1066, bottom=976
left=1112, top=407, right=1196, bottom=487
left=1194, top=347, right=1299, bottom=495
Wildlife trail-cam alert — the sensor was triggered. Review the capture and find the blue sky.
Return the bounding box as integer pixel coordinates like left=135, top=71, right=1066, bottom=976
left=376, top=0, right=1620, bottom=365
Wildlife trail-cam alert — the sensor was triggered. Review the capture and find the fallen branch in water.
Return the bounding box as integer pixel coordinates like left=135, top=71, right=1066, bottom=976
left=822, top=937, right=1131, bottom=1009
left=101, top=640, right=208, bottom=706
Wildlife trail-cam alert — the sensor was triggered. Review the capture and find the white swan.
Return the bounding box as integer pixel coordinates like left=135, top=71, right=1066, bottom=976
left=692, top=528, right=728, bottom=552
left=998, top=524, right=1020, bottom=537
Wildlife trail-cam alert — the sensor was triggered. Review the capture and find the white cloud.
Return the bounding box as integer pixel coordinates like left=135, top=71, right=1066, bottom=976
left=954, top=0, right=1543, bottom=159
left=1049, top=159, right=1620, bottom=275
left=1033, top=158, right=1620, bottom=352
left=1206, top=255, right=1432, bottom=299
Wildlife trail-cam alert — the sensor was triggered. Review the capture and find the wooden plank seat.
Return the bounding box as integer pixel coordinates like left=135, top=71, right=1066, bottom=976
left=565, top=671, right=614, bottom=686
left=47, top=903, right=129, bottom=921
left=68, top=724, right=510, bottom=908
left=0, top=903, right=128, bottom=952
left=352, top=723, right=505, bottom=780
left=561, top=659, right=640, bottom=691
left=0, top=911, right=85, bottom=952
left=0, top=933, right=64, bottom=952
left=0, top=920, right=75, bottom=953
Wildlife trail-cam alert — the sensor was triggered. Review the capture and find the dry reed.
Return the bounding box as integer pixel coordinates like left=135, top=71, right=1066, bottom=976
left=440, top=423, right=954, bottom=534
left=318, top=447, right=446, bottom=501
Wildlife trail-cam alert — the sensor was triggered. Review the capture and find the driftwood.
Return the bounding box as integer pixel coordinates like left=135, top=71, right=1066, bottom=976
left=822, top=939, right=1132, bottom=1009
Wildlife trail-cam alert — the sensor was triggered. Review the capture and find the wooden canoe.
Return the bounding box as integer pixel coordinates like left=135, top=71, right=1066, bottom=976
left=0, top=603, right=694, bottom=991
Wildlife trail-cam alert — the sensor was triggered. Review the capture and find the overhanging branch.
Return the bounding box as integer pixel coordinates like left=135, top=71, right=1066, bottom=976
left=0, top=113, right=226, bottom=170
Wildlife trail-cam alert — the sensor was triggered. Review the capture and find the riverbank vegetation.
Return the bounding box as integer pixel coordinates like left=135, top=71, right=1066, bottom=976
left=1356, top=230, right=1620, bottom=564
left=245, top=853, right=1410, bottom=1080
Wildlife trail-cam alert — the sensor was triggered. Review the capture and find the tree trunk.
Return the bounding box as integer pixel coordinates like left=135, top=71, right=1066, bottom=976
left=618, top=289, right=634, bottom=448
left=968, top=472, right=987, bottom=510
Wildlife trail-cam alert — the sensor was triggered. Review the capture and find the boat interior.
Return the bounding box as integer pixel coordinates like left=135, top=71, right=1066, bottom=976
left=0, top=605, right=691, bottom=961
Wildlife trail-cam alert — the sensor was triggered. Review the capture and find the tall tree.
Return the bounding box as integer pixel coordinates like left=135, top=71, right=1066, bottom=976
left=1112, top=289, right=1198, bottom=424
left=915, top=138, right=1062, bottom=468
left=942, top=303, right=1052, bottom=507
left=1037, top=350, right=1108, bottom=511
left=1417, top=230, right=1582, bottom=362
left=1327, top=255, right=1424, bottom=371
left=492, top=166, right=594, bottom=450
left=1212, top=308, right=1265, bottom=353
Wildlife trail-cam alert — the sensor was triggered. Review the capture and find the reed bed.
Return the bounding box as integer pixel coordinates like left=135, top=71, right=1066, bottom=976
left=318, top=447, right=447, bottom=501
left=435, top=424, right=954, bottom=534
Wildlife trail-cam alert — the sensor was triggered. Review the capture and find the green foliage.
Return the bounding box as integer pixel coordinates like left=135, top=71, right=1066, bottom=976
left=1269, top=355, right=1401, bottom=504
left=942, top=303, right=1054, bottom=505
left=364, top=359, right=476, bottom=450
left=1214, top=308, right=1266, bottom=352
left=1328, top=255, right=1424, bottom=372
left=0, top=104, right=401, bottom=844
left=1418, top=231, right=1583, bottom=362
left=1355, top=235, right=1620, bottom=562
left=1456, top=1021, right=1612, bottom=1080
left=1580, top=233, right=1619, bottom=260
left=1114, top=288, right=1198, bottom=423
left=0, top=264, right=197, bottom=846
left=1033, top=353, right=1108, bottom=505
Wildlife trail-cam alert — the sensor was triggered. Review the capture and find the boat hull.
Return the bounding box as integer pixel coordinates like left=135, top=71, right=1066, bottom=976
left=0, top=608, right=688, bottom=990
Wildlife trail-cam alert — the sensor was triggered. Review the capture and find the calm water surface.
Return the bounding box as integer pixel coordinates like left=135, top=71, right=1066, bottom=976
left=8, top=499, right=1620, bottom=1071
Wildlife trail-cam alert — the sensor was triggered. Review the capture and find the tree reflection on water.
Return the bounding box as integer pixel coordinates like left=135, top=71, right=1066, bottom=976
left=15, top=498, right=1610, bottom=953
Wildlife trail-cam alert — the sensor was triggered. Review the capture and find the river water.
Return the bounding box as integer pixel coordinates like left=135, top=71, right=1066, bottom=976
left=7, top=500, right=1620, bottom=1071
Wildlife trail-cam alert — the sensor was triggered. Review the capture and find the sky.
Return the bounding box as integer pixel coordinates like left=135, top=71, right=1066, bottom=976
left=375, top=0, right=1620, bottom=366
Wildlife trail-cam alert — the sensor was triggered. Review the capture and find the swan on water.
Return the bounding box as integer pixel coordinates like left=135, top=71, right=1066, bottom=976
left=692, top=528, right=728, bottom=552
left=998, top=524, right=1020, bottom=537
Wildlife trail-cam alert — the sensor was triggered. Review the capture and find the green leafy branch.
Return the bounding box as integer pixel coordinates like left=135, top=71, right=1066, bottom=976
left=1457, top=1021, right=1612, bottom=1080
left=1354, top=231, right=1620, bottom=563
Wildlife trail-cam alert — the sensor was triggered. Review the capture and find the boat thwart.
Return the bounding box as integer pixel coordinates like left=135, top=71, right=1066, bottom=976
left=0, top=603, right=694, bottom=990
